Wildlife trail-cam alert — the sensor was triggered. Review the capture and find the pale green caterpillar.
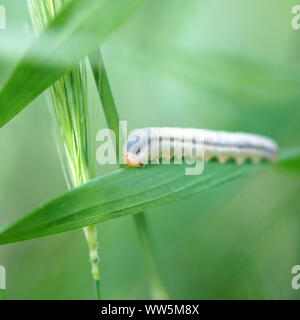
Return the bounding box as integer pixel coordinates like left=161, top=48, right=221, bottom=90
left=124, top=127, right=279, bottom=167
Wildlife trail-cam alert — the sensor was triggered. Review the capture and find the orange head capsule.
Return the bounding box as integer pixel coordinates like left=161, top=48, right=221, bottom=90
left=123, top=129, right=150, bottom=167
left=123, top=153, right=142, bottom=167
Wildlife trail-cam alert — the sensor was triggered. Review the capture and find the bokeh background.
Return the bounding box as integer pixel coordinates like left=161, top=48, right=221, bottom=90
left=0, top=0, right=300, bottom=299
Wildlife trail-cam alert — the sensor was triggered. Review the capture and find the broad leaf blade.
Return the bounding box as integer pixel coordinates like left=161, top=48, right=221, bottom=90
left=0, top=0, right=143, bottom=128
left=0, top=148, right=299, bottom=245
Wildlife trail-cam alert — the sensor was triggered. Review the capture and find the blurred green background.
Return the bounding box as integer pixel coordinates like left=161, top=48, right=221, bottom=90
left=0, top=0, right=300, bottom=299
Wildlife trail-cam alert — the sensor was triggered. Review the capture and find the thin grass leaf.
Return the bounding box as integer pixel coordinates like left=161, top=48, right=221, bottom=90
left=0, top=0, right=144, bottom=128
left=89, top=49, right=168, bottom=299
left=89, top=50, right=120, bottom=157
left=0, top=147, right=299, bottom=245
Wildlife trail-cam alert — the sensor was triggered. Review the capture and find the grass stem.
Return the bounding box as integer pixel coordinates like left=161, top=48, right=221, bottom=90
left=84, top=225, right=101, bottom=299
left=134, top=213, right=169, bottom=299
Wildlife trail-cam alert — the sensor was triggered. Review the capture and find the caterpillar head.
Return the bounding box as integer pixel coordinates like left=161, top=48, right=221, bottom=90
left=123, top=129, right=150, bottom=167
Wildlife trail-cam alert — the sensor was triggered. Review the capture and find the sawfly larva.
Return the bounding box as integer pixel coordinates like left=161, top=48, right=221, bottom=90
left=123, top=127, right=279, bottom=167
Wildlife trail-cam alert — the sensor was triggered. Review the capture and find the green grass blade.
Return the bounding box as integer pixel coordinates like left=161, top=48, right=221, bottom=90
left=88, top=50, right=120, bottom=157
left=0, top=0, right=144, bottom=128
left=0, top=147, right=299, bottom=245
